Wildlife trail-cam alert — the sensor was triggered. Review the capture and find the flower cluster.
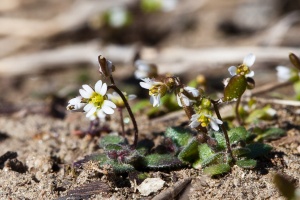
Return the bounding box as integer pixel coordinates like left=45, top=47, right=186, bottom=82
left=228, top=53, right=255, bottom=78
left=189, top=98, right=222, bottom=131
left=67, top=80, right=116, bottom=120
left=140, top=78, right=168, bottom=107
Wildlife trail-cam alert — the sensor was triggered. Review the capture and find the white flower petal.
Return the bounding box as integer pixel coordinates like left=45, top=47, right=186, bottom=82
left=95, top=80, right=103, bottom=94
left=97, top=110, right=106, bottom=119
left=150, top=95, right=160, bottom=107
left=176, top=94, right=182, bottom=107
left=79, top=89, right=92, bottom=98
left=276, top=66, right=291, bottom=82
left=99, top=83, right=107, bottom=96
left=102, top=105, right=115, bottom=114
left=181, top=94, right=190, bottom=106
left=128, top=94, right=137, bottom=100
left=103, top=100, right=117, bottom=109
left=82, top=84, right=94, bottom=95
left=243, top=53, right=255, bottom=67
left=86, top=106, right=97, bottom=118
left=83, top=103, right=93, bottom=112
left=228, top=66, right=237, bottom=76
left=246, top=70, right=255, bottom=77
left=184, top=86, right=199, bottom=97
left=191, top=114, right=200, bottom=121
left=89, top=115, right=96, bottom=121
left=140, top=81, right=152, bottom=89
left=189, top=120, right=200, bottom=128
left=210, top=120, right=220, bottom=131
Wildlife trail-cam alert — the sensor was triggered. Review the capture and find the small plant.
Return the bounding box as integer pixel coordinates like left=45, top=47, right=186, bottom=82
left=67, top=53, right=293, bottom=177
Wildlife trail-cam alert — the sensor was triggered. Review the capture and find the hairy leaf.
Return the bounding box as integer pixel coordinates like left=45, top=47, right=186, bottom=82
left=178, top=138, right=200, bottom=163
left=165, top=127, right=194, bottom=147
left=99, top=135, right=125, bottom=148
left=145, top=154, right=184, bottom=169
left=203, top=163, right=231, bottom=176
left=246, top=143, right=272, bottom=158
left=236, top=159, right=257, bottom=169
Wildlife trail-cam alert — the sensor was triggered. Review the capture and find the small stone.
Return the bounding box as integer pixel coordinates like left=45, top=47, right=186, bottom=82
left=137, top=178, right=165, bottom=196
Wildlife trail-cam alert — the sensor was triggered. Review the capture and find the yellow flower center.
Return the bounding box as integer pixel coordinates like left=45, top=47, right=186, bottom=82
left=149, top=84, right=167, bottom=96
left=236, top=64, right=250, bottom=76
left=198, top=115, right=210, bottom=128
left=89, top=92, right=105, bottom=108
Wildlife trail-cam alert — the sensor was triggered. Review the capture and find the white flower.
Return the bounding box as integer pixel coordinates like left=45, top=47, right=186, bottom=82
left=89, top=110, right=106, bottom=121
left=177, top=86, right=199, bottom=107
left=107, top=92, right=136, bottom=108
left=108, top=7, right=128, bottom=28
left=189, top=113, right=223, bottom=131
left=79, top=80, right=116, bottom=118
left=161, top=0, right=178, bottom=12
left=134, top=60, right=158, bottom=79
left=140, top=78, right=166, bottom=107
left=276, top=66, right=292, bottom=82
left=228, top=53, right=255, bottom=77
left=67, top=96, right=86, bottom=111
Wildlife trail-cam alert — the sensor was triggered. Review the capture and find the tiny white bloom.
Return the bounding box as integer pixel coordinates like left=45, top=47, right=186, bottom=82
left=228, top=53, right=255, bottom=77
left=276, top=66, right=292, bottom=82
left=109, top=7, right=128, bottom=28
left=204, top=114, right=223, bottom=131
left=140, top=78, right=166, bottom=107
left=189, top=113, right=201, bottom=128
left=161, top=0, right=178, bottom=12
left=189, top=113, right=222, bottom=131
left=67, top=96, right=86, bottom=111
left=107, top=92, right=136, bottom=108
left=176, top=86, right=199, bottom=107
left=134, top=60, right=157, bottom=79
left=79, top=80, right=116, bottom=118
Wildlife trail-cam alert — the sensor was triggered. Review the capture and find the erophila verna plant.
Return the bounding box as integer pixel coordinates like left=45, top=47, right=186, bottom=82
left=67, top=53, right=296, bottom=177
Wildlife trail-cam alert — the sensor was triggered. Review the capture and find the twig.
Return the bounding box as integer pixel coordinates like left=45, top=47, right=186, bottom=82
left=1, top=45, right=299, bottom=76
left=242, top=97, right=300, bottom=107
left=152, top=178, right=192, bottom=200
left=0, top=0, right=133, bottom=38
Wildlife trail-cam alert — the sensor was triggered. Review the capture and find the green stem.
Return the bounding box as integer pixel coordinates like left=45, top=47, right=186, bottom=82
left=108, top=76, right=138, bottom=148
left=211, top=100, right=233, bottom=160
left=235, top=97, right=243, bottom=125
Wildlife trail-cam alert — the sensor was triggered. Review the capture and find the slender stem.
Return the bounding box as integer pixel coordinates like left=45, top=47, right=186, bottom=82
left=108, top=76, right=138, bottom=148
left=211, top=100, right=233, bottom=160
left=235, top=97, right=243, bottom=125
left=118, top=108, right=125, bottom=137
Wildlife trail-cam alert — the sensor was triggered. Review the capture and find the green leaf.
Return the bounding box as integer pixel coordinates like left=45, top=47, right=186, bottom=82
left=165, top=127, right=193, bottom=147
left=178, top=138, right=200, bottom=163
left=198, top=144, right=215, bottom=161
left=236, top=159, right=257, bottom=169
left=245, top=105, right=276, bottom=123
left=254, top=128, right=286, bottom=142
left=203, top=163, right=231, bottom=176
left=141, top=0, right=162, bottom=13
left=232, top=148, right=251, bottom=157
left=104, top=144, right=124, bottom=151
left=246, top=143, right=272, bottom=158
left=99, top=135, right=125, bottom=148
left=104, top=160, right=135, bottom=173
left=74, top=153, right=109, bottom=167
left=228, top=126, right=251, bottom=144
left=213, top=132, right=226, bottom=150
left=223, top=75, right=247, bottom=101
left=145, top=154, right=184, bottom=169
left=201, top=152, right=225, bottom=168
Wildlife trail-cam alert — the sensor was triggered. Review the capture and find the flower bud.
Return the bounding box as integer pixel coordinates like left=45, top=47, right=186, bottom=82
left=98, top=55, right=115, bottom=77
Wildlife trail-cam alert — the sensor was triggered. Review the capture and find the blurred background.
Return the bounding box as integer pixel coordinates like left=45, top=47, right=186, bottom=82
left=0, top=0, right=300, bottom=115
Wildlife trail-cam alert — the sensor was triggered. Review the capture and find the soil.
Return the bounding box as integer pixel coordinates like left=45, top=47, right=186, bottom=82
left=1, top=0, right=300, bottom=200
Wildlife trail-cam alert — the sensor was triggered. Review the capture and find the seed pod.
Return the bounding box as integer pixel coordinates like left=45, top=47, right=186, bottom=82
left=246, top=77, right=255, bottom=89
left=289, top=53, right=300, bottom=70
left=223, top=75, right=247, bottom=101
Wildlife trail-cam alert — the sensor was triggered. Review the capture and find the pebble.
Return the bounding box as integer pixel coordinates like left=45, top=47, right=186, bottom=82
left=137, top=178, right=165, bottom=196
